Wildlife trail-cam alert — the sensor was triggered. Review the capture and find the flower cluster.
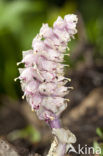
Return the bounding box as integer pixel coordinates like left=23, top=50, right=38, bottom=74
left=16, top=14, right=78, bottom=156
left=16, top=14, right=77, bottom=122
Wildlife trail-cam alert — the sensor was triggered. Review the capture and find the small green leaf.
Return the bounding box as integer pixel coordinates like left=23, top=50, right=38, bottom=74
left=8, top=125, right=41, bottom=143
left=96, top=128, right=103, bottom=139
left=93, top=141, right=100, bottom=153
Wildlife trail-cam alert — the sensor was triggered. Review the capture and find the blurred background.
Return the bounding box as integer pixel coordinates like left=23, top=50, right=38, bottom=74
left=0, top=0, right=103, bottom=155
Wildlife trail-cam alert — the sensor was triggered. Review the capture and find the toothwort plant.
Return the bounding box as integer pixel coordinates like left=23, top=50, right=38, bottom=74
left=15, top=14, right=78, bottom=156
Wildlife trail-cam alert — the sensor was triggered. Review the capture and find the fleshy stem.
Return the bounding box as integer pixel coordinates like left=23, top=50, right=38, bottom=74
left=49, top=117, right=61, bottom=129
left=47, top=116, right=66, bottom=156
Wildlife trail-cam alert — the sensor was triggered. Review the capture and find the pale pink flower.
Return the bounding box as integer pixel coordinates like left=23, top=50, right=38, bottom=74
left=25, top=80, right=39, bottom=96
left=64, top=14, right=78, bottom=36
left=36, top=56, right=57, bottom=72
left=27, top=93, right=43, bottom=110
left=22, top=53, right=37, bottom=67
left=18, top=67, right=35, bottom=82
left=40, top=24, right=53, bottom=38
left=32, top=35, right=45, bottom=52
left=42, top=97, right=67, bottom=115
left=53, top=16, right=66, bottom=30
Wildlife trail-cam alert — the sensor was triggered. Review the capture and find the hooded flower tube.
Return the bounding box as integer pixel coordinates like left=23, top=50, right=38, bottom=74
left=16, top=14, right=78, bottom=156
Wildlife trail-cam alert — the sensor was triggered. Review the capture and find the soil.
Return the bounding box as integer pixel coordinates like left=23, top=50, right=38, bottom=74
left=0, top=64, right=103, bottom=156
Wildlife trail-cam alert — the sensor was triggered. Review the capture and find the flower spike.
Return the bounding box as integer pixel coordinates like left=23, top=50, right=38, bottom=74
left=16, top=14, right=78, bottom=156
